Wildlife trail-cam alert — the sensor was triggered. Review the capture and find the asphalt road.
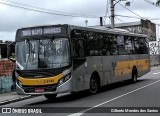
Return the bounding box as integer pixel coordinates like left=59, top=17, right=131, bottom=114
left=1, top=67, right=160, bottom=116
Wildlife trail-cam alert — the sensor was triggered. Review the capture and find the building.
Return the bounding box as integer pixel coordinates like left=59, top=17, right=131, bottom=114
left=0, top=40, right=13, bottom=59
left=0, top=40, right=15, bottom=77
left=111, top=19, right=156, bottom=41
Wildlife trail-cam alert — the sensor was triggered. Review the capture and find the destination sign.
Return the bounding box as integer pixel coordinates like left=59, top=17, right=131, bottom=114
left=19, top=27, right=65, bottom=37
left=44, top=27, right=61, bottom=34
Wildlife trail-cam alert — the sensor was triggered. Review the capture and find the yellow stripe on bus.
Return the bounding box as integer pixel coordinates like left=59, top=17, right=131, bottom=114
left=17, top=74, right=64, bottom=86
left=115, top=59, right=149, bottom=76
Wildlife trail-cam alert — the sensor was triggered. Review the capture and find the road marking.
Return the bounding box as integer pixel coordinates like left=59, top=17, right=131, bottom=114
left=153, top=72, right=160, bottom=75
left=68, top=79, right=160, bottom=116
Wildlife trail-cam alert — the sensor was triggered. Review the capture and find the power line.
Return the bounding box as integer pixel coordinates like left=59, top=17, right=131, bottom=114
left=0, top=0, right=101, bottom=18
left=115, top=16, right=125, bottom=23
left=116, top=14, right=160, bottom=21
left=1, top=0, right=66, bottom=14
left=144, top=0, right=160, bottom=7
left=7, top=0, right=70, bottom=14
left=116, top=14, right=141, bottom=19
left=104, top=0, right=110, bottom=25
left=0, top=1, right=75, bottom=17
left=144, top=0, right=153, bottom=4
left=118, top=2, right=145, bottom=19
left=144, top=0, right=156, bottom=5
left=114, top=16, right=132, bottom=32
left=130, top=0, right=135, bottom=3
left=0, top=0, right=98, bottom=18
left=105, top=0, right=110, bottom=17
left=118, top=0, right=160, bottom=21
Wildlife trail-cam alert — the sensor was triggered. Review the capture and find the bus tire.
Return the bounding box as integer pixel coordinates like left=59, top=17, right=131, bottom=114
left=89, top=75, right=99, bottom=94
left=132, top=68, right=137, bottom=83
left=44, top=94, right=57, bottom=100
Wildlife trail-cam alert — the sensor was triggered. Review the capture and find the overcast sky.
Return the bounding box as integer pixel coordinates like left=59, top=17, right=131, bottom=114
left=0, top=0, right=160, bottom=41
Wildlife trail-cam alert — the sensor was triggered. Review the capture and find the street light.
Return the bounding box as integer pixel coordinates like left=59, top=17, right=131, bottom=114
left=85, top=19, right=88, bottom=27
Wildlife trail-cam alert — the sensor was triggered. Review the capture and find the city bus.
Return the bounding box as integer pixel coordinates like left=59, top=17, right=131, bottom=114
left=8, top=24, right=150, bottom=99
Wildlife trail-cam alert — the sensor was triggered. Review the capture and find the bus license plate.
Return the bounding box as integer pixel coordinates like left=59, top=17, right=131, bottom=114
left=35, top=88, right=45, bottom=93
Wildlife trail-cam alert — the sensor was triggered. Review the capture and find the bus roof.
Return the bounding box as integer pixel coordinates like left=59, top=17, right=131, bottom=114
left=17, top=24, right=148, bottom=38
left=69, top=25, right=148, bottom=38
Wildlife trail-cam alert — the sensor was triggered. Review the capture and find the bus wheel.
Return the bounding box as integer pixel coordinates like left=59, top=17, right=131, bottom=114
left=90, top=76, right=99, bottom=94
left=44, top=94, right=57, bottom=100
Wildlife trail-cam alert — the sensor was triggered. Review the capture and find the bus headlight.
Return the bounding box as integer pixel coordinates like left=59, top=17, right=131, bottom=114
left=17, top=80, right=23, bottom=88
left=58, top=74, right=71, bottom=86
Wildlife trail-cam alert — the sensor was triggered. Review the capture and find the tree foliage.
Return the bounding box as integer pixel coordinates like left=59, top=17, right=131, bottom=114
left=125, top=2, right=130, bottom=6
left=156, top=0, right=160, bottom=6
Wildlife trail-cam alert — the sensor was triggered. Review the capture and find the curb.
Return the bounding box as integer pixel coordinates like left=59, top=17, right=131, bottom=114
left=151, top=66, right=160, bottom=71
left=0, top=95, right=36, bottom=106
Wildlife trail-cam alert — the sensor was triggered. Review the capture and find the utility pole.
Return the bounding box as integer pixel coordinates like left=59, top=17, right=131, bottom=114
left=109, top=0, right=127, bottom=28
left=110, top=0, right=115, bottom=29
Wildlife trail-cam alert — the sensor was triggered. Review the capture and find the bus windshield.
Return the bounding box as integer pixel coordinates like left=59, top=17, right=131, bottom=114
left=16, top=38, right=70, bottom=70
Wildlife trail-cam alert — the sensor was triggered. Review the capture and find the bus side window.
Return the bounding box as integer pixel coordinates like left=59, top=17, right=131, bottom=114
left=109, top=35, right=118, bottom=55
left=73, top=39, right=85, bottom=58
left=124, top=36, right=133, bottom=54
left=99, top=34, right=110, bottom=56
left=97, top=34, right=108, bottom=55
left=144, top=38, right=149, bottom=54
left=88, top=32, right=99, bottom=56
left=117, top=35, right=127, bottom=55
left=102, top=35, right=110, bottom=55
left=72, top=39, right=76, bottom=57
left=72, top=39, right=86, bottom=70
left=139, top=38, right=148, bottom=54
left=133, top=37, right=139, bottom=54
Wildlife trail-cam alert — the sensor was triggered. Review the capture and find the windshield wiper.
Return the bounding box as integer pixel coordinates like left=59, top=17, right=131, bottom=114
left=25, top=39, right=31, bottom=67
left=25, top=38, right=36, bottom=69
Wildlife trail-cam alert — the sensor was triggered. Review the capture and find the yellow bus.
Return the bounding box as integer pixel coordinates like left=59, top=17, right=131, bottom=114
left=8, top=24, right=150, bottom=100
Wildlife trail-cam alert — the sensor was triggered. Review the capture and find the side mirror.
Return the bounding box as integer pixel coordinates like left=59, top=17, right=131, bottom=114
left=8, top=42, right=16, bottom=62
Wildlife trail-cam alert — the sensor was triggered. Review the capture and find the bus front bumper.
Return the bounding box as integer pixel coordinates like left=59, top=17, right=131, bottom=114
left=16, top=77, right=73, bottom=95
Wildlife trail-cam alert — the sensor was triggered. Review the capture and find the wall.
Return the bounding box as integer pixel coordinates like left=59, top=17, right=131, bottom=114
left=0, top=59, right=15, bottom=93
left=149, top=41, right=160, bottom=66
left=0, top=76, right=13, bottom=94
left=116, top=20, right=156, bottom=41
left=0, top=60, right=15, bottom=76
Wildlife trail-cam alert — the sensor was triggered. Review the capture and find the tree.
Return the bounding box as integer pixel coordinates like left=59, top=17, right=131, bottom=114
left=125, top=1, right=130, bottom=6
left=156, top=0, right=160, bottom=6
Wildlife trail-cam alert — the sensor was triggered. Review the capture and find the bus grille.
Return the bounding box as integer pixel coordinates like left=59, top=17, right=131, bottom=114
left=22, top=84, right=58, bottom=93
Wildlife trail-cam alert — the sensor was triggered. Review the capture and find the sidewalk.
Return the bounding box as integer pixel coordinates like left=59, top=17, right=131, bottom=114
left=0, top=65, right=160, bottom=106
left=0, top=92, right=34, bottom=106
left=151, top=65, right=160, bottom=71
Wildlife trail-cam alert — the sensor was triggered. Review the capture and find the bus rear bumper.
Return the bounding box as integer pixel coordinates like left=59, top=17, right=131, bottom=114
left=16, top=78, right=73, bottom=95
